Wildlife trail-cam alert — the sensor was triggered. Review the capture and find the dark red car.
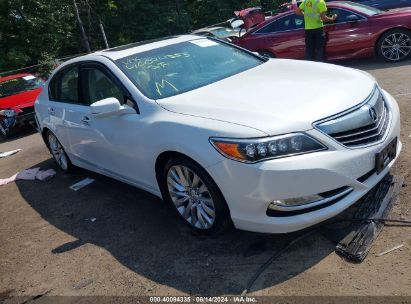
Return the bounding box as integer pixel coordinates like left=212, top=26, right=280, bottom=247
left=0, top=73, right=44, bottom=137
left=232, top=1, right=411, bottom=62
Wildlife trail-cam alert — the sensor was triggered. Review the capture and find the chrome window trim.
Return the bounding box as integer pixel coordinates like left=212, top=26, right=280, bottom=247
left=324, top=8, right=368, bottom=26
left=253, top=13, right=304, bottom=35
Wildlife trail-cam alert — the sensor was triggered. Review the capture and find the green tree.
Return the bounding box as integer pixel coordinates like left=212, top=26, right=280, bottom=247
left=0, top=0, right=284, bottom=74
left=0, top=0, right=82, bottom=73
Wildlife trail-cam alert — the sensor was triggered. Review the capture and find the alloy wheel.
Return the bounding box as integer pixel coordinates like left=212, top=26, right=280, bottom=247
left=381, top=32, right=411, bottom=62
left=167, top=165, right=216, bottom=230
left=48, top=133, right=68, bottom=171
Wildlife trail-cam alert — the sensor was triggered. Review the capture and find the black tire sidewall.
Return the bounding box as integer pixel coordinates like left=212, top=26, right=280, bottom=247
left=377, top=29, right=411, bottom=62
left=160, top=156, right=231, bottom=235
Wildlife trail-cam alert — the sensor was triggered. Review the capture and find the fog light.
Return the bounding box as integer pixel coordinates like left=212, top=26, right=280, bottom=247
left=269, top=194, right=323, bottom=209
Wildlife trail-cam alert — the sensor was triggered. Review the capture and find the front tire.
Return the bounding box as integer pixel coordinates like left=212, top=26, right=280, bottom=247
left=161, top=156, right=231, bottom=235
left=377, top=29, right=411, bottom=62
left=46, top=131, right=73, bottom=173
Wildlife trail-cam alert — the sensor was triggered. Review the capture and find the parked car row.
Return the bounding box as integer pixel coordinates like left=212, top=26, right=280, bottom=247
left=193, top=2, right=411, bottom=63
left=233, top=2, right=411, bottom=62
left=278, top=0, right=411, bottom=12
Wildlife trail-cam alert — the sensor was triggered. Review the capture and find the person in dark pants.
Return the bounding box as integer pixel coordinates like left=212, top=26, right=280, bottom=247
left=295, top=0, right=337, bottom=62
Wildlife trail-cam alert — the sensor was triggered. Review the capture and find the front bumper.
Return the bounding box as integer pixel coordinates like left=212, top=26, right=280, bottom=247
left=206, top=91, right=401, bottom=234
left=0, top=108, right=35, bottom=134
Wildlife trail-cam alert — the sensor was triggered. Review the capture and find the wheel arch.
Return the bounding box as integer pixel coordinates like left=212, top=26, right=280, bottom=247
left=154, top=151, right=230, bottom=209
left=154, top=150, right=232, bottom=230
left=374, top=27, right=411, bottom=56
left=41, top=127, right=52, bottom=152
left=155, top=151, right=203, bottom=186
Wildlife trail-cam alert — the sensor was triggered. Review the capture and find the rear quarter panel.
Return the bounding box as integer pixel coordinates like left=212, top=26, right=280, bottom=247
left=368, top=13, right=411, bottom=46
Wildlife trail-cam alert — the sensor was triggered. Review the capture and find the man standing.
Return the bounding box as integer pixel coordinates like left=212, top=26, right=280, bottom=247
left=295, top=0, right=337, bottom=62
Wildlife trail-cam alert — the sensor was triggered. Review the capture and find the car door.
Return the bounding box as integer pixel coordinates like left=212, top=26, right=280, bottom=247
left=324, top=8, right=371, bottom=60
left=47, top=64, right=84, bottom=153
left=252, top=13, right=306, bottom=59
left=68, top=62, right=149, bottom=187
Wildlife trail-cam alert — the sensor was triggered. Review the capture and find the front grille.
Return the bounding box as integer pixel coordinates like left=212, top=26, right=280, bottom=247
left=329, top=104, right=389, bottom=147
left=316, top=87, right=391, bottom=148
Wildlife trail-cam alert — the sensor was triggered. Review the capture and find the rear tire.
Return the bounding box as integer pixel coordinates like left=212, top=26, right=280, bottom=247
left=46, top=131, right=73, bottom=173
left=377, top=29, right=411, bottom=62
left=160, top=156, right=231, bottom=235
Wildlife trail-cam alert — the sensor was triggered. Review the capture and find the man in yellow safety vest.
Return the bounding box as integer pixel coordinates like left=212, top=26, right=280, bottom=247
left=295, top=0, right=337, bottom=62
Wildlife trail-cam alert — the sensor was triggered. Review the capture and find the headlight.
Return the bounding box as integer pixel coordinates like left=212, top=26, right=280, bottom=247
left=0, top=109, right=17, bottom=118
left=210, top=133, right=327, bottom=163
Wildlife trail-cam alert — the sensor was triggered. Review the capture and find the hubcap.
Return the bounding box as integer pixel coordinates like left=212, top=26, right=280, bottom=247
left=48, top=134, right=68, bottom=170
left=167, top=165, right=216, bottom=229
left=381, top=33, right=411, bottom=61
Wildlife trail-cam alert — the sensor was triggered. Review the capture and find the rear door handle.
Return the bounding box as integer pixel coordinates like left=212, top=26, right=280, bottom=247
left=48, top=107, right=55, bottom=115
left=81, top=116, right=90, bottom=125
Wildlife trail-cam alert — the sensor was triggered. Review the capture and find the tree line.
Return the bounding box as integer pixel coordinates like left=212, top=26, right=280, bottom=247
left=0, top=0, right=284, bottom=75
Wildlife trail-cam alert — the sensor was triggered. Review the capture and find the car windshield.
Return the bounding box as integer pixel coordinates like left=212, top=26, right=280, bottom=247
left=211, top=27, right=238, bottom=37
left=0, top=75, right=44, bottom=98
left=340, top=1, right=382, bottom=16
left=115, top=38, right=264, bottom=100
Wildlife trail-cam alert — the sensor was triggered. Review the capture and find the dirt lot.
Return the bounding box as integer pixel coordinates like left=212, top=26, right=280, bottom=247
left=1, top=59, right=411, bottom=302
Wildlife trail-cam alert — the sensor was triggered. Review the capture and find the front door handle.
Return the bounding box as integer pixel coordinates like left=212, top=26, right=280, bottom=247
left=81, top=116, right=90, bottom=125
left=48, top=107, right=55, bottom=115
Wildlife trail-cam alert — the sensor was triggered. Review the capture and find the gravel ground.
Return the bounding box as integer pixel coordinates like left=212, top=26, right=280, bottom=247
left=0, top=58, right=410, bottom=302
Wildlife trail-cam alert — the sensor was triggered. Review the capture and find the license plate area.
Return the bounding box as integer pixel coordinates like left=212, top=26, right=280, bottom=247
left=375, top=137, right=397, bottom=174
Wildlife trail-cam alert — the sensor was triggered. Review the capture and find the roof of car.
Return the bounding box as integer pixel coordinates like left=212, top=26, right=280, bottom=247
left=0, top=73, right=33, bottom=83
left=91, top=35, right=202, bottom=61
left=192, top=26, right=226, bottom=33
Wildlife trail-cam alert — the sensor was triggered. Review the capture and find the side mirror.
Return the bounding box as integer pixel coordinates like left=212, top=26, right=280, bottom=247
left=90, top=97, right=136, bottom=118
left=346, top=14, right=360, bottom=22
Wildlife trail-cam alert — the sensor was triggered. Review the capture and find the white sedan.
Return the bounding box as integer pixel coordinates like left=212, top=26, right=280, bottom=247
left=35, top=35, right=401, bottom=234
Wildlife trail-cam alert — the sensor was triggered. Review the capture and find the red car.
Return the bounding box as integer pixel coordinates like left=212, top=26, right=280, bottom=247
left=234, top=7, right=266, bottom=30
left=0, top=73, right=44, bottom=137
left=232, top=1, right=411, bottom=62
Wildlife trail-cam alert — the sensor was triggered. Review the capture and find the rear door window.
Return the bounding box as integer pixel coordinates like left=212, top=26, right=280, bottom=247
left=256, top=14, right=304, bottom=34
left=49, top=65, right=79, bottom=104
left=327, top=8, right=364, bottom=23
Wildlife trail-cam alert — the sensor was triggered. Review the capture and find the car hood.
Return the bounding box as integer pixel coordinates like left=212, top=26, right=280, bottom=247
left=157, top=59, right=375, bottom=136
left=0, top=88, right=42, bottom=111
left=379, top=7, right=411, bottom=16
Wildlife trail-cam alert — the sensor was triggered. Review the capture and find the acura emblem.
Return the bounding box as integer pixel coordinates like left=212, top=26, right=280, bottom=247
left=369, top=107, right=378, bottom=122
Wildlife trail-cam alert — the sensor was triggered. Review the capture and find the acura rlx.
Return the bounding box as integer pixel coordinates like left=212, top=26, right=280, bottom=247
left=35, top=36, right=401, bottom=234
